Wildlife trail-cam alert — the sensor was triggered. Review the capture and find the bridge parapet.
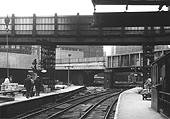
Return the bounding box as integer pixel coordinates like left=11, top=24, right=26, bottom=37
left=56, top=57, right=106, bottom=64
left=1, top=14, right=170, bottom=45
left=55, top=62, right=105, bottom=70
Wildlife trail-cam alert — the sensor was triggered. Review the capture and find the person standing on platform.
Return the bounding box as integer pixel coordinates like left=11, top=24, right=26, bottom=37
left=9, top=75, right=13, bottom=83
left=30, top=77, right=35, bottom=97
left=144, top=77, right=151, bottom=90
left=24, top=74, right=32, bottom=98
left=34, top=75, right=42, bottom=96
left=4, top=76, right=10, bottom=84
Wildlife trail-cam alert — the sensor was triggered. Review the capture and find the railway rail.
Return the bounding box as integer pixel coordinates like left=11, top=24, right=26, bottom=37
left=78, top=93, right=118, bottom=119
left=15, top=88, right=122, bottom=119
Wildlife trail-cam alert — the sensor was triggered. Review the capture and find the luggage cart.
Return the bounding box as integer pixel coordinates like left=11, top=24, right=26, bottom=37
left=142, top=89, right=151, bottom=100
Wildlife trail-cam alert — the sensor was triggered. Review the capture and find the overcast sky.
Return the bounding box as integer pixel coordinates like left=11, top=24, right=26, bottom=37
left=1, top=0, right=93, bottom=16
left=0, top=0, right=168, bottom=16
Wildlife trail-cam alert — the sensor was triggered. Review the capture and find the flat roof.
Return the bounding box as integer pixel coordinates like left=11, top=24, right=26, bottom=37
left=92, top=11, right=170, bottom=27
left=92, top=0, right=170, bottom=5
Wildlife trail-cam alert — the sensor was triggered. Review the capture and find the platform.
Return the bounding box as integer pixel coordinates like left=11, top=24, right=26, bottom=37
left=0, top=85, right=85, bottom=118
left=114, top=87, right=168, bottom=119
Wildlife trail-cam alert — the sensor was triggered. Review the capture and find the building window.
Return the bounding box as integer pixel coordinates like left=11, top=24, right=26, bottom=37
left=21, top=46, right=25, bottom=49
left=73, top=48, right=76, bottom=51
left=11, top=45, right=15, bottom=49
left=16, top=45, right=20, bottom=49
left=0, top=45, right=5, bottom=48
left=4, top=45, right=8, bottom=48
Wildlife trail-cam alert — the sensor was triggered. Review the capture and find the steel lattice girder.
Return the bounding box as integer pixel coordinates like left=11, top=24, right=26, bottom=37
left=92, top=0, right=170, bottom=5
left=92, top=11, right=170, bottom=27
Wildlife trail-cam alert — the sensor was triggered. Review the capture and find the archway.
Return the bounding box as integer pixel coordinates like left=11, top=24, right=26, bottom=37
left=94, top=73, right=105, bottom=86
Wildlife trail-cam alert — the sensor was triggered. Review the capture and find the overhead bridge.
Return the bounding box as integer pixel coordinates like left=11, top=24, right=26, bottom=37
left=0, top=13, right=170, bottom=45
left=92, top=11, right=170, bottom=27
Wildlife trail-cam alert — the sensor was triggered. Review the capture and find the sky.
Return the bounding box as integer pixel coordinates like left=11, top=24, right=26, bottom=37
left=1, top=0, right=168, bottom=55
left=0, top=0, right=94, bottom=16
left=1, top=0, right=167, bottom=16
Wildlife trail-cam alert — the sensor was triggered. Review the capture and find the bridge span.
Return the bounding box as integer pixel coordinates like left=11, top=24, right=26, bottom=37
left=0, top=13, right=170, bottom=45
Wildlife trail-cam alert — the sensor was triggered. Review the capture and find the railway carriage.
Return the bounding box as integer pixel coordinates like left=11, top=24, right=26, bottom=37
left=151, top=51, right=170, bottom=118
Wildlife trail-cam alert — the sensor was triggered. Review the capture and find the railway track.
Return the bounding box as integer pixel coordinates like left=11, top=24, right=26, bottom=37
left=57, top=91, right=119, bottom=119
left=15, top=88, right=122, bottom=119
left=78, top=93, right=118, bottom=119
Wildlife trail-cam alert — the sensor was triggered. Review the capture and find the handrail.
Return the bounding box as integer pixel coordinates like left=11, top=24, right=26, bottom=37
left=0, top=13, right=170, bottom=37
left=56, top=57, right=106, bottom=64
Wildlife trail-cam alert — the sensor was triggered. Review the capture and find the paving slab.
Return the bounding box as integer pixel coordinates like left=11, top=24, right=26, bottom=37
left=0, top=85, right=85, bottom=118
left=114, top=87, right=168, bottom=119
left=0, top=85, right=83, bottom=106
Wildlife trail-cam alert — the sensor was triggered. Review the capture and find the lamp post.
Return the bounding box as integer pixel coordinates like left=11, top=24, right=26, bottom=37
left=4, top=15, right=10, bottom=77
left=68, top=54, right=71, bottom=85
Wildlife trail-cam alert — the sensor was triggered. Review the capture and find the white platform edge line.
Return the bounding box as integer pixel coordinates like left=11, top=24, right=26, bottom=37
left=114, top=91, right=124, bottom=119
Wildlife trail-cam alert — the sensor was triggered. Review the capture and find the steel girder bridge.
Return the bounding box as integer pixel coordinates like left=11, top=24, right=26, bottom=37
left=0, top=13, right=169, bottom=45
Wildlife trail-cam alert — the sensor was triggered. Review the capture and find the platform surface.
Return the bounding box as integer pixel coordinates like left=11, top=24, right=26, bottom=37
left=0, top=85, right=83, bottom=106
left=114, top=87, right=168, bottom=119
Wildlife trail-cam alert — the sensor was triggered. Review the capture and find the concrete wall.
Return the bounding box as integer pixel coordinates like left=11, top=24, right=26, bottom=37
left=56, top=49, right=84, bottom=59
left=0, top=52, right=37, bottom=69
left=0, top=87, right=86, bottom=118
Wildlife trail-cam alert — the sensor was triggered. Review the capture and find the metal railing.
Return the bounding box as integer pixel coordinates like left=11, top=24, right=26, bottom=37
left=56, top=56, right=106, bottom=64
left=0, top=14, right=170, bottom=37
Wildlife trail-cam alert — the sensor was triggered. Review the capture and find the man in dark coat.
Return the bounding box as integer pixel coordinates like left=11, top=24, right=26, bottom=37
left=24, top=74, right=32, bottom=98
left=34, top=76, right=42, bottom=96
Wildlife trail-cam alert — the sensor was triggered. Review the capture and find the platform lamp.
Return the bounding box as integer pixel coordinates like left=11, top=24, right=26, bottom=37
left=68, top=54, right=71, bottom=85
left=4, top=15, right=10, bottom=78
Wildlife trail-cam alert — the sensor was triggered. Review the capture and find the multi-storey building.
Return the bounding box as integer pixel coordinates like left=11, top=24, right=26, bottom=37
left=0, top=45, right=32, bottom=54
left=56, top=46, right=84, bottom=59
left=111, top=45, right=170, bottom=55
left=58, top=45, right=104, bottom=58
left=0, top=45, right=104, bottom=61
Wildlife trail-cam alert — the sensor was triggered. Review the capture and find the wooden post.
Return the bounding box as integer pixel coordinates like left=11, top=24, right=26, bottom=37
left=32, top=14, right=36, bottom=37
left=54, top=13, right=58, bottom=37
left=11, top=14, right=15, bottom=37
left=76, top=13, right=80, bottom=37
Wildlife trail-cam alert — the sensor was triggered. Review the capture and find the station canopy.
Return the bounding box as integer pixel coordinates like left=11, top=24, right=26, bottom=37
left=92, top=11, right=170, bottom=27
left=92, top=0, right=170, bottom=5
